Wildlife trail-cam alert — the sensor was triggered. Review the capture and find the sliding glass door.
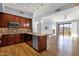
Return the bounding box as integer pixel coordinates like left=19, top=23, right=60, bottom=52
left=63, top=24, right=71, bottom=36
left=58, top=23, right=72, bottom=49
left=58, top=23, right=71, bottom=39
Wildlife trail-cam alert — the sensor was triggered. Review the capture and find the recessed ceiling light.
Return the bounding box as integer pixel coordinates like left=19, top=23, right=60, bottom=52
left=24, top=7, right=26, bottom=8
left=41, top=4, right=43, bottom=6
left=34, top=9, right=36, bottom=12
left=41, top=20, right=44, bottom=23
left=36, top=7, right=39, bottom=9
left=36, top=21, right=39, bottom=24
left=34, top=10, right=35, bottom=12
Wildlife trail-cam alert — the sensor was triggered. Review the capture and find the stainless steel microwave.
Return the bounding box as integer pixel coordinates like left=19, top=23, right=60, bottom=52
left=8, top=21, right=20, bottom=28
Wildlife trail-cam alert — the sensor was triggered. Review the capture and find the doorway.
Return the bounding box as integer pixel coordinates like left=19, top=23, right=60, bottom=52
left=58, top=23, right=72, bottom=50
left=58, top=23, right=71, bottom=39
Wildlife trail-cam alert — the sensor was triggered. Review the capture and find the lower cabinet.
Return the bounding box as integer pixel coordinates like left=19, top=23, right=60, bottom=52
left=1, top=34, right=21, bottom=46
left=15, top=34, right=21, bottom=43
left=2, top=35, right=8, bottom=46
left=7, top=34, right=16, bottom=45
left=23, top=34, right=32, bottom=46
left=8, top=34, right=22, bottom=45
left=32, top=35, right=47, bottom=51
left=23, top=34, right=47, bottom=51
left=0, top=34, right=47, bottom=52
left=26, top=40, right=32, bottom=46
left=38, top=36, right=47, bottom=51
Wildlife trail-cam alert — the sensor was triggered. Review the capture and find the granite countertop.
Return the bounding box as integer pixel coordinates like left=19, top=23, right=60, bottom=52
left=0, top=32, right=47, bottom=36
left=0, top=28, right=47, bottom=36
left=24, top=32, right=47, bottom=36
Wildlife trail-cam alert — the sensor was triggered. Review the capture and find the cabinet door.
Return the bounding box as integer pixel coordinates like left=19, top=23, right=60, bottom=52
left=0, top=13, right=3, bottom=27
left=21, top=17, right=27, bottom=28
left=2, top=35, right=8, bottom=46
left=20, top=34, right=24, bottom=42
left=38, top=36, right=47, bottom=51
left=26, top=19, right=32, bottom=30
left=14, top=16, right=21, bottom=23
left=0, top=13, right=7, bottom=27
left=7, top=34, right=16, bottom=45
left=15, top=34, right=21, bottom=43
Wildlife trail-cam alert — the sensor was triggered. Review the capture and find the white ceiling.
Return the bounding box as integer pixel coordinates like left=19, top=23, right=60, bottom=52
left=42, top=6, right=79, bottom=22
left=3, top=3, right=52, bottom=13
left=3, top=3, right=72, bottom=14
left=3, top=3, right=76, bottom=19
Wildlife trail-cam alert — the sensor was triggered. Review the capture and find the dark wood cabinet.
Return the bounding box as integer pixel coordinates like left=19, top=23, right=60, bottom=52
left=20, top=17, right=32, bottom=30
left=2, top=35, right=8, bottom=46
left=38, top=36, right=47, bottom=51
left=15, top=34, right=21, bottom=43
left=0, top=34, right=47, bottom=52
left=0, top=12, right=32, bottom=46
left=1, top=34, right=22, bottom=46
left=32, top=35, right=47, bottom=51
left=23, top=34, right=32, bottom=46
left=0, top=12, right=32, bottom=30
left=26, top=19, right=32, bottom=31
left=1, top=35, right=15, bottom=46
left=7, top=34, right=21, bottom=45
left=21, top=17, right=27, bottom=28
left=7, top=34, right=16, bottom=45
left=0, top=13, right=7, bottom=27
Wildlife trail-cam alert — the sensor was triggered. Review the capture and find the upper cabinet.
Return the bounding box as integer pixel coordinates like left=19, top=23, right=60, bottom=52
left=0, top=13, right=21, bottom=28
left=0, top=12, right=32, bottom=31
left=20, top=17, right=32, bottom=30
left=26, top=18, right=32, bottom=30
left=0, top=13, right=8, bottom=27
left=20, top=17, right=27, bottom=28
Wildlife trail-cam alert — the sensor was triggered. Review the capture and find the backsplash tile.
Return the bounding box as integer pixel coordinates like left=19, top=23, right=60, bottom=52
left=0, top=28, right=32, bottom=34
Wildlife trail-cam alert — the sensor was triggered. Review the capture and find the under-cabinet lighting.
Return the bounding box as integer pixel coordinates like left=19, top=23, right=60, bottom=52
left=26, top=23, right=30, bottom=26
left=24, top=7, right=26, bottom=8
left=23, top=24, right=26, bottom=27
left=23, top=23, right=30, bottom=27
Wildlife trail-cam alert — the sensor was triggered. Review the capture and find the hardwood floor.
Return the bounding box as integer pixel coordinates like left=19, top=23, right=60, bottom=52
left=0, top=43, right=40, bottom=56
left=40, top=36, right=79, bottom=56
left=0, top=36, right=79, bottom=56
